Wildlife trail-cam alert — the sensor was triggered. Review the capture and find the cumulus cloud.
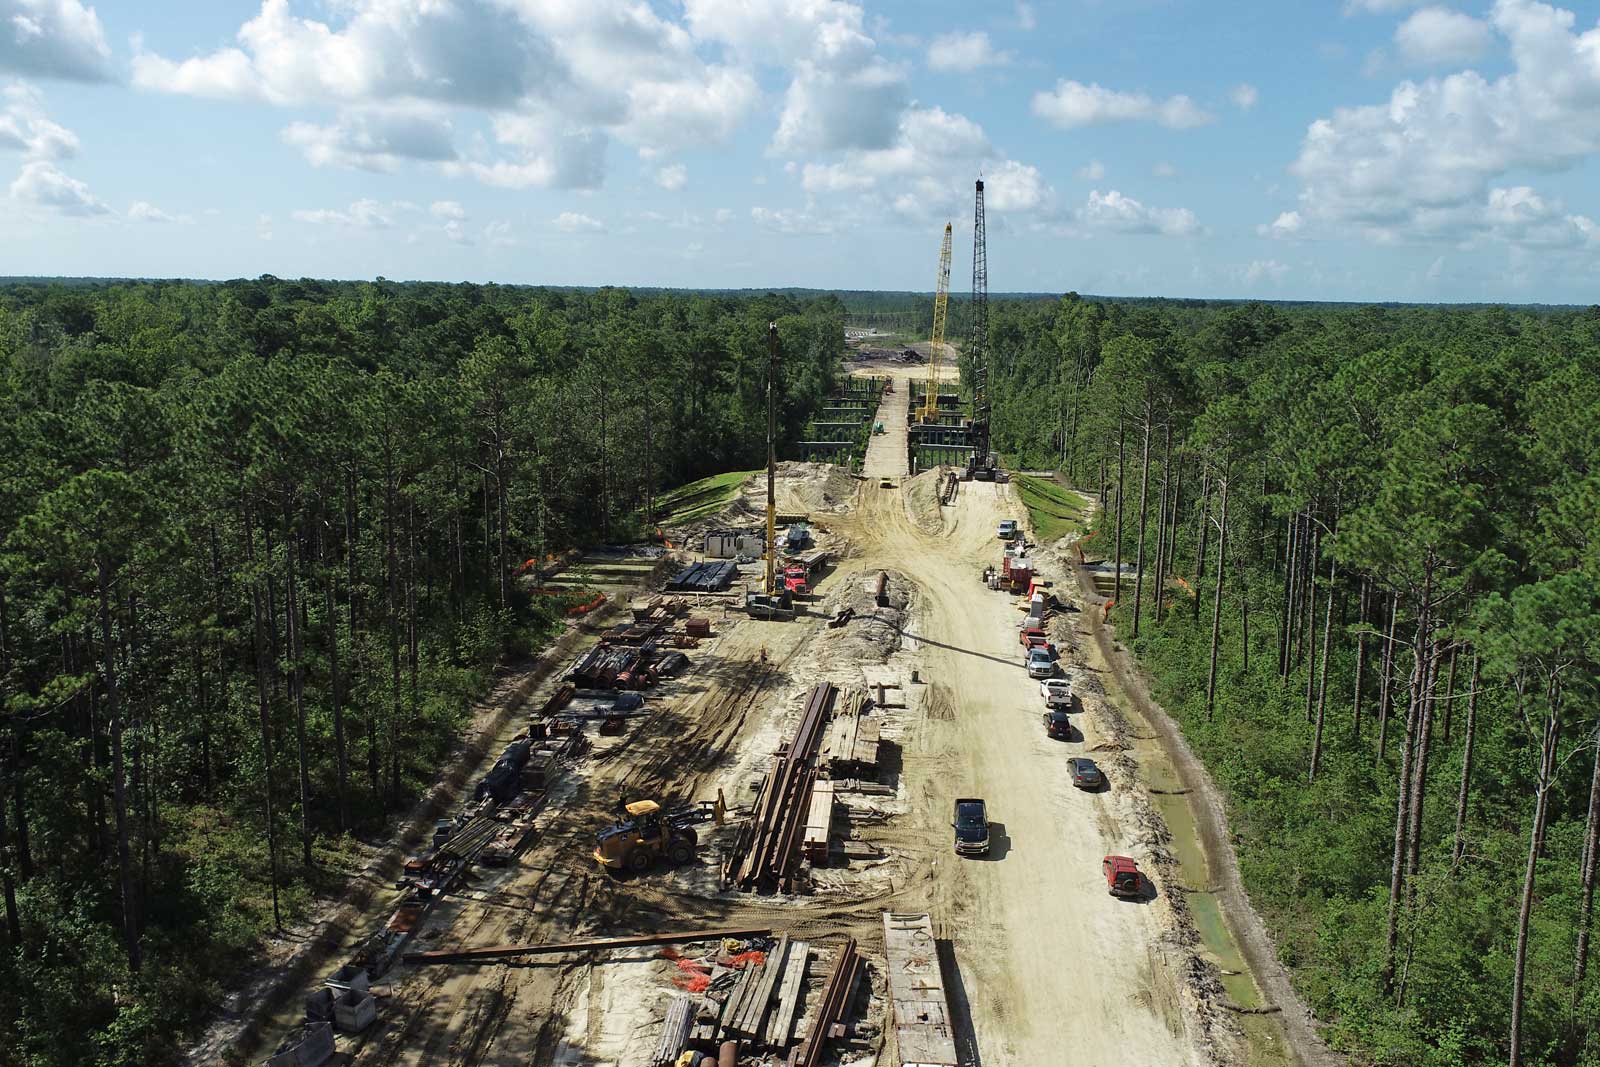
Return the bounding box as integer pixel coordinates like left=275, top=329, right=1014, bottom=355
left=133, top=0, right=757, bottom=188
left=1032, top=80, right=1214, bottom=129
left=1288, top=0, right=1600, bottom=247
left=553, top=210, right=604, bottom=233
left=927, top=31, right=1010, bottom=72
left=1395, top=7, right=1493, bottom=65
left=655, top=162, right=687, bottom=190
left=282, top=108, right=457, bottom=171
left=0, top=81, right=76, bottom=158
left=1258, top=210, right=1304, bottom=238
left=128, top=200, right=191, bottom=223
left=0, top=0, right=112, bottom=81
left=8, top=158, right=106, bottom=214
left=292, top=198, right=413, bottom=228
left=1077, top=159, right=1105, bottom=180
left=773, top=57, right=907, bottom=153
left=430, top=200, right=465, bottom=220
left=1077, top=189, right=1199, bottom=236
left=1231, top=83, right=1258, bottom=110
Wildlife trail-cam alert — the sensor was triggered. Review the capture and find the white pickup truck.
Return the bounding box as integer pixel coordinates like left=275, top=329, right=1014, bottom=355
left=997, top=519, right=1018, bottom=540
left=1039, top=677, right=1073, bottom=708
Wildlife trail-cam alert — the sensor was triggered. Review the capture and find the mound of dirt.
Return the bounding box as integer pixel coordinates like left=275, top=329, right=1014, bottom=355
left=901, top=466, right=947, bottom=534
left=768, top=461, right=858, bottom=515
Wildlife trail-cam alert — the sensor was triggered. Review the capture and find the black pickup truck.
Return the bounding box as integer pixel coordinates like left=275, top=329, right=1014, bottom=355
left=952, top=797, right=990, bottom=856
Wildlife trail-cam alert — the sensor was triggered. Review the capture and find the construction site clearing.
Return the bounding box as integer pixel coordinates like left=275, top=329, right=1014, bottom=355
left=230, top=363, right=1287, bottom=1067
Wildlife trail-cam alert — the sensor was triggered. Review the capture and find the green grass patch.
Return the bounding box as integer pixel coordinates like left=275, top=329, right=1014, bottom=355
left=653, top=469, right=758, bottom=527
left=1014, top=474, right=1090, bottom=542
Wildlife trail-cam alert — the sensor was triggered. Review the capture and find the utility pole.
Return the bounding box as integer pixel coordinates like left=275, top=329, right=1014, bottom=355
left=765, top=321, right=778, bottom=596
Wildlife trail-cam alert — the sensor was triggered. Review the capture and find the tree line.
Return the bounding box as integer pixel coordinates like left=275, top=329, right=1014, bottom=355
left=983, top=294, right=1600, bottom=1065
left=0, top=277, right=842, bottom=1067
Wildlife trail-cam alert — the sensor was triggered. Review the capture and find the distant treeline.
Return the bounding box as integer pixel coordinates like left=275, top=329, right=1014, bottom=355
left=0, top=278, right=842, bottom=1067
left=983, top=294, right=1600, bottom=1066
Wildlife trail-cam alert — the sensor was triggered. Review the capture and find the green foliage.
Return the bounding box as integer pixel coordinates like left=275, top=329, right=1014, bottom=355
left=1012, top=474, right=1089, bottom=543
left=987, top=295, right=1600, bottom=1065
left=0, top=279, right=843, bottom=1066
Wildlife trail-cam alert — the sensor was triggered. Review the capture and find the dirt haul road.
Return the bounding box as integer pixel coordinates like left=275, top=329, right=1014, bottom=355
left=838, top=363, right=1212, bottom=1066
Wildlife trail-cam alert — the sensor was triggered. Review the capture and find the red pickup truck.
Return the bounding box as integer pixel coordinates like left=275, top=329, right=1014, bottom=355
left=1019, top=627, right=1055, bottom=656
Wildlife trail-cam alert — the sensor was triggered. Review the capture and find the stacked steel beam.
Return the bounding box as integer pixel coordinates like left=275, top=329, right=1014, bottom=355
left=724, top=683, right=837, bottom=892
left=788, top=937, right=864, bottom=1067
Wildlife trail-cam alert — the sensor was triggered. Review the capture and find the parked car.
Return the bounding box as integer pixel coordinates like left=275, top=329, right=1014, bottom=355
left=1039, top=678, right=1074, bottom=708
left=1042, top=708, right=1071, bottom=739
left=654, top=651, right=689, bottom=677
left=997, top=519, right=1018, bottom=540
left=952, top=797, right=990, bottom=856
left=1069, top=757, right=1104, bottom=790
left=1026, top=647, right=1055, bottom=678
left=1103, top=855, right=1144, bottom=898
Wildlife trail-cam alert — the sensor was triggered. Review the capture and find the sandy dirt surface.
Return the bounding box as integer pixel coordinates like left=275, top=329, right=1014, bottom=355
left=230, top=363, right=1305, bottom=1067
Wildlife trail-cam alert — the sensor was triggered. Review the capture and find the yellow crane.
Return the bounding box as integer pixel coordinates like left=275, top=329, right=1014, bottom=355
left=919, top=222, right=953, bottom=423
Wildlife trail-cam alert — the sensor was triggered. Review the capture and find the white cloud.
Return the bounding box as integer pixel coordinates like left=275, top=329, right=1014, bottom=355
left=483, top=219, right=516, bottom=246
left=128, top=200, right=191, bottom=223
left=1032, top=80, right=1214, bottom=129
left=985, top=159, right=1045, bottom=212
left=1016, top=3, right=1036, bottom=30
left=773, top=57, right=907, bottom=153
left=291, top=198, right=412, bottom=229
left=1231, top=83, right=1258, bottom=110
left=1243, top=259, right=1290, bottom=285
left=1258, top=210, right=1304, bottom=238
left=1152, top=161, right=1177, bottom=178
left=8, top=158, right=105, bottom=214
left=927, top=31, right=1010, bottom=72
left=441, top=219, right=470, bottom=244
left=1077, top=159, right=1105, bottom=180
left=0, top=0, right=112, bottom=81
left=751, top=205, right=835, bottom=235
left=1288, top=0, right=1600, bottom=247
left=256, top=212, right=273, bottom=241
left=1395, top=7, right=1493, bottom=65
left=553, top=210, right=605, bottom=233
left=1077, top=189, right=1199, bottom=236
left=683, top=0, right=873, bottom=66
left=133, top=0, right=759, bottom=188
left=655, top=163, right=687, bottom=190
left=282, top=108, right=456, bottom=171
left=429, top=199, right=465, bottom=220
left=0, top=81, right=75, bottom=158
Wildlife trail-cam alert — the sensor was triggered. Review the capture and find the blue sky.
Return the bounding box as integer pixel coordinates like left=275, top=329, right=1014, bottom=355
left=3, top=0, right=1600, bottom=302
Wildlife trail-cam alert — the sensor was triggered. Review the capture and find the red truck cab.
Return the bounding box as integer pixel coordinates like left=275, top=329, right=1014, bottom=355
left=783, top=566, right=808, bottom=595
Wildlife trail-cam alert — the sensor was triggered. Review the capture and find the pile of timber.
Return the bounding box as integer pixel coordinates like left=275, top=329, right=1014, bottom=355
left=881, top=912, right=957, bottom=1067
left=791, top=938, right=866, bottom=1067
left=822, top=688, right=880, bottom=773
left=691, top=935, right=812, bottom=1050
left=723, top=683, right=838, bottom=892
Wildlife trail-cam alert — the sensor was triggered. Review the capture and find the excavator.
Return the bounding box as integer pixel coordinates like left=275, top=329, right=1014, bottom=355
left=592, top=794, right=725, bottom=875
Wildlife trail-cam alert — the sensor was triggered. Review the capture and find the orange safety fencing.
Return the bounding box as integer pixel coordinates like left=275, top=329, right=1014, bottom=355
left=566, top=593, right=607, bottom=617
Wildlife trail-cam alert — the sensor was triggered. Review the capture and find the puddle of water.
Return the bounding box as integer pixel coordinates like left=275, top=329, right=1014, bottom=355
left=1188, top=891, right=1261, bottom=1007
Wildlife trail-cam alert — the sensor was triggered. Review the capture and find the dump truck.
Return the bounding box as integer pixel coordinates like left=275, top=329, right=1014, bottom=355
left=593, top=797, right=724, bottom=874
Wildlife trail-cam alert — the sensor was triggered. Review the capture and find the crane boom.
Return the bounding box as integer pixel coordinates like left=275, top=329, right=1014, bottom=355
left=921, top=223, right=952, bottom=423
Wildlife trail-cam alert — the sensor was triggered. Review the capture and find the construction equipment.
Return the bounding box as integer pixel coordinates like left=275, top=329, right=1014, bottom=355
left=744, top=588, right=795, bottom=619
left=765, top=321, right=779, bottom=597
left=966, top=178, right=993, bottom=479
left=593, top=796, right=725, bottom=874
left=918, top=223, right=953, bottom=423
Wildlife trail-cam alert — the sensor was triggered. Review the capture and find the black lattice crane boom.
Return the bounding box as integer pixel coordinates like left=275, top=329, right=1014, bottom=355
left=968, top=178, right=992, bottom=476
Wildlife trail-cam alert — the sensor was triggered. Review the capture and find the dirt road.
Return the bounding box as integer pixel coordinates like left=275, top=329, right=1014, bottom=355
left=832, top=468, right=1208, bottom=1067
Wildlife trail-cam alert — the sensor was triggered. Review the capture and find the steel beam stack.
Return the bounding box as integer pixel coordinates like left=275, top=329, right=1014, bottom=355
left=724, top=683, right=838, bottom=892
